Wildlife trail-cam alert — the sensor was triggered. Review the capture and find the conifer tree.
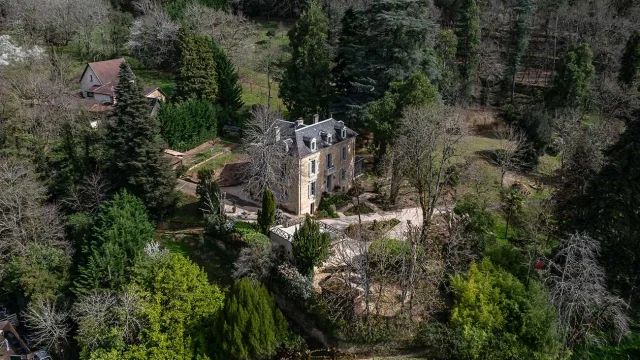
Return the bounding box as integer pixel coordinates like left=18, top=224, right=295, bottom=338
left=257, top=188, right=276, bottom=234
left=175, top=27, right=218, bottom=102
left=214, top=278, right=288, bottom=360
left=279, top=0, right=334, bottom=120
left=574, top=118, right=640, bottom=305
left=210, top=41, right=244, bottom=127
left=503, top=0, right=535, bottom=102
left=292, top=215, right=331, bottom=277
left=619, top=30, right=640, bottom=88
left=106, top=62, right=176, bottom=217
left=456, top=0, right=481, bottom=103
left=74, top=190, right=155, bottom=295
left=546, top=43, right=595, bottom=109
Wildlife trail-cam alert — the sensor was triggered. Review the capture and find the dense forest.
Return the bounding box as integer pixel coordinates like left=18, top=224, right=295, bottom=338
left=1, top=0, right=640, bottom=359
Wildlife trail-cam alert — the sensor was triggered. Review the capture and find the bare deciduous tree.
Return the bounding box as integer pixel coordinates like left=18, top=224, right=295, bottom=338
left=544, top=232, right=630, bottom=348
left=242, top=106, right=298, bottom=204
left=232, top=242, right=276, bottom=283
left=391, top=106, right=466, bottom=242
left=487, top=125, right=528, bottom=186
left=73, top=291, right=118, bottom=351
left=62, top=172, right=110, bottom=214
left=129, top=0, right=180, bottom=70
left=23, top=297, right=71, bottom=356
left=0, top=158, right=69, bottom=280
left=184, top=3, right=257, bottom=66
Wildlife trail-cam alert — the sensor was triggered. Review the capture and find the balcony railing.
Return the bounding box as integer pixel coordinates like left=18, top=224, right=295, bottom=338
left=326, top=164, right=336, bottom=175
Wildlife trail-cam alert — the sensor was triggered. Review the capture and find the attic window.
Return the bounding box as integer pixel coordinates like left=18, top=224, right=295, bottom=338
left=310, top=138, right=317, bottom=151
left=326, top=134, right=332, bottom=143
left=90, top=75, right=93, bottom=82
left=341, top=128, right=347, bottom=139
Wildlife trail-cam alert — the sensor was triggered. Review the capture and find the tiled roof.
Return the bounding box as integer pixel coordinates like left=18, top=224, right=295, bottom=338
left=276, top=118, right=358, bottom=158
left=87, top=58, right=125, bottom=86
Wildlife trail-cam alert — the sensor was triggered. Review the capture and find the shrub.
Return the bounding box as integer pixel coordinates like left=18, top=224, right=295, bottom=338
left=236, top=227, right=270, bottom=246
left=369, top=238, right=425, bottom=273
left=159, top=99, right=219, bottom=151
left=318, top=192, right=350, bottom=218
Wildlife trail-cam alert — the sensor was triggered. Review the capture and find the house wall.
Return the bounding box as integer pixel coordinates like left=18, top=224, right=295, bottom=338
left=283, top=136, right=356, bottom=215
left=80, top=66, right=100, bottom=97
left=94, top=93, right=113, bottom=104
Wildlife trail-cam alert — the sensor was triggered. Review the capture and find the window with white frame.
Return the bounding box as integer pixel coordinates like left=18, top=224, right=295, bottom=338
left=341, top=146, right=347, bottom=161
left=341, top=128, right=347, bottom=139
left=309, top=159, right=317, bottom=176
left=308, top=181, right=316, bottom=198
left=310, top=138, right=317, bottom=151
left=326, top=134, right=332, bottom=143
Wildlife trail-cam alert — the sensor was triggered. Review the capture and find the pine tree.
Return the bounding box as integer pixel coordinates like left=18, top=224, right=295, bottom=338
left=573, top=118, right=640, bottom=305
left=106, top=62, right=177, bottom=217
left=292, top=215, right=331, bottom=277
left=279, top=0, right=334, bottom=120
left=257, top=188, right=276, bottom=234
left=456, top=0, right=481, bottom=103
left=503, top=0, right=535, bottom=102
left=545, top=43, right=595, bottom=109
left=175, top=27, right=218, bottom=103
left=214, top=278, right=288, bottom=360
left=74, top=190, right=155, bottom=295
left=210, top=40, right=244, bottom=127
left=619, top=30, right=640, bottom=88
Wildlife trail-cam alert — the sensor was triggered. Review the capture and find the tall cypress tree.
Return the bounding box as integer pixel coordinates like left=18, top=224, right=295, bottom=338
left=214, top=278, right=288, bottom=360
left=279, top=0, right=334, bottom=120
left=210, top=40, right=244, bottom=127
left=456, top=0, right=481, bottom=103
left=175, top=27, right=218, bottom=103
left=106, top=62, right=176, bottom=217
left=257, top=188, right=276, bottom=234
left=619, top=30, right=640, bottom=88
left=503, top=0, right=535, bottom=102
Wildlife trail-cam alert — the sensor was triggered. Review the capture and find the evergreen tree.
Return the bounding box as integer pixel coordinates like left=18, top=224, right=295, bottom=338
left=175, top=27, right=218, bottom=103
left=435, top=29, right=459, bottom=104
left=455, top=0, right=481, bottom=103
left=574, top=118, right=640, bottom=305
left=333, top=7, right=368, bottom=102
left=74, top=190, right=155, bottom=295
left=335, top=0, right=439, bottom=124
left=257, top=188, right=276, bottom=234
left=159, top=99, right=218, bottom=151
left=106, top=62, right=177, bottom=217
left=369, top=72, right=439, bottom=168
left=279, top=0, right=334, bottom=120
left=196, top=168, right=223, bottom=214
left=619, top=30, right=640, bottom=88
left=214, top=278, right=288, bottom=360
left=292, top=215, right=331, bottom=277
left=503, top=0, right=535, bottom=102
left=210, top=40, right=244, bottom=127
left=545, top=43, right=595, bottom=109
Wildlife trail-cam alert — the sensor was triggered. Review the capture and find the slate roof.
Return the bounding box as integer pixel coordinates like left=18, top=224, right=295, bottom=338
left=276, top=118, right=358, bottom=158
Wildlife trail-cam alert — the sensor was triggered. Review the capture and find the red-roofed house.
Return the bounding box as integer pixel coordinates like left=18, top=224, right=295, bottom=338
left=80, top=58, right=166, bottom=108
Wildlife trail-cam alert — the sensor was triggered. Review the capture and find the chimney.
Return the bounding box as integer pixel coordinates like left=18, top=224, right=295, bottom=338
left=297, top=118, right=304, bottom=126
left=313, top=114, right=319, bottom=124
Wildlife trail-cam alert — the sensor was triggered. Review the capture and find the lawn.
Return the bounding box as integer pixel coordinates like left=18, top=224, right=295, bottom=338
left=197, top=148, right=245, bottom=173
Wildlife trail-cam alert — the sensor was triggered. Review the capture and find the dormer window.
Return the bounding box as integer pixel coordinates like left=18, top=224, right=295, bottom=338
left=341, top=128, right=347, bottom=139
left=310, top=138, right=317, bottom=151
left=326, top=134, right=332, bottom=143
